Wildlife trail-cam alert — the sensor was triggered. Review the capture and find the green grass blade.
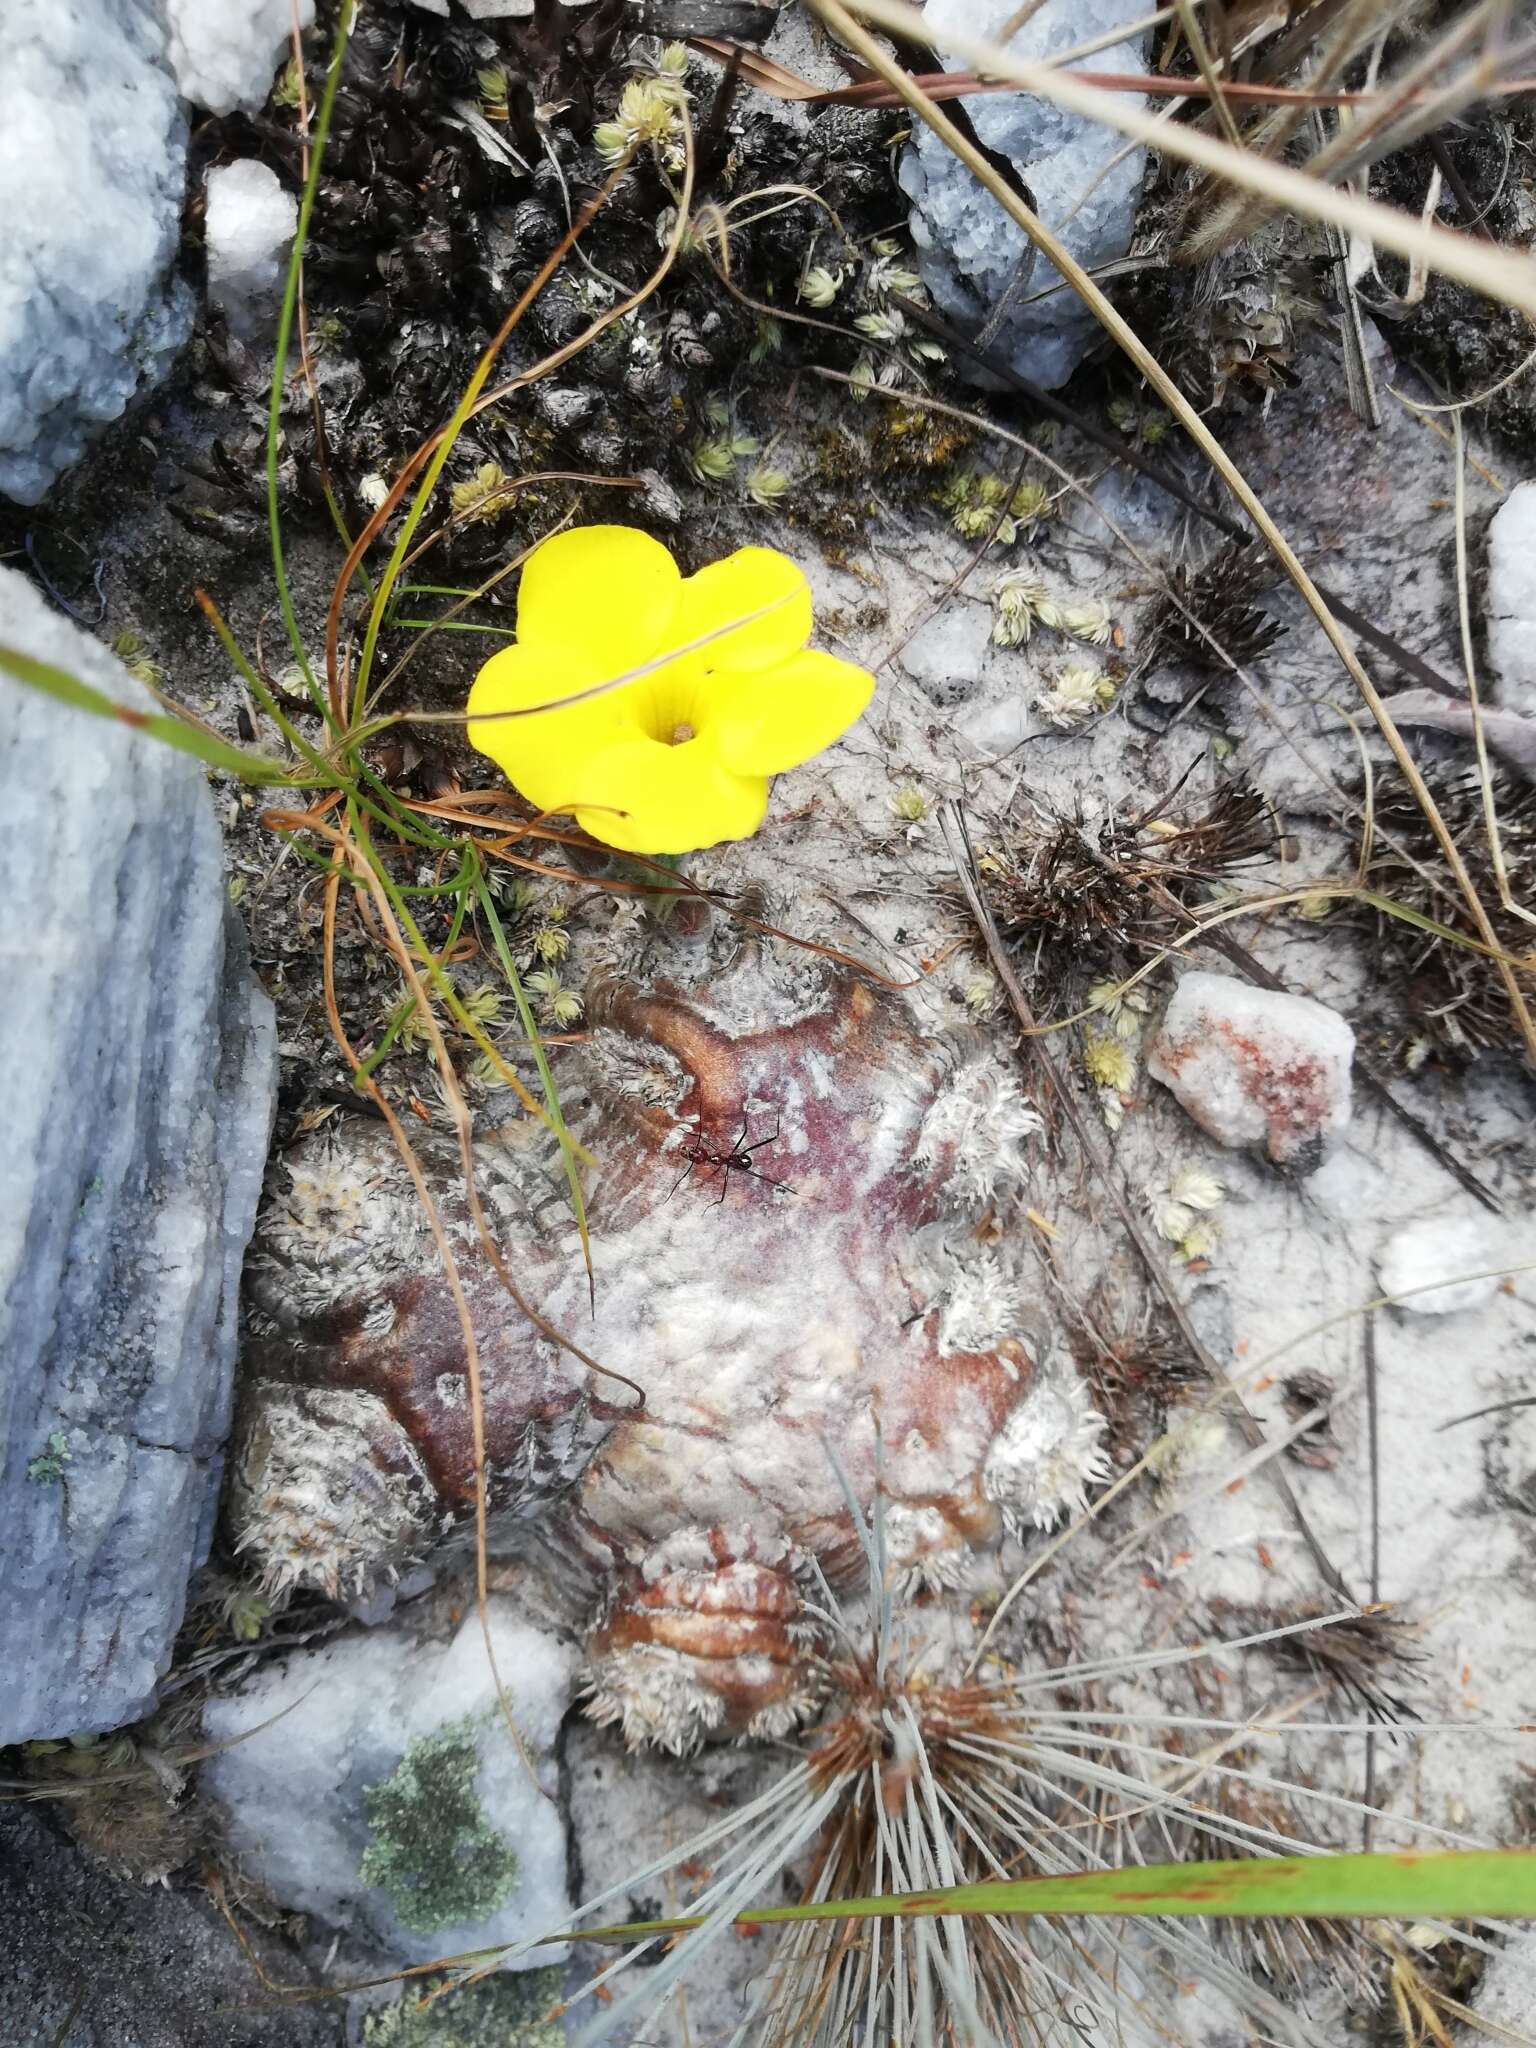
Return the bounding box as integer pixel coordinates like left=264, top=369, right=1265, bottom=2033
left=267, top=0, right=355, bottom=721
left=570, top=1850, right=1536, bottom=1945
left=359, top=826, right=595, bottom=1166
left=195, top=589, right=338, bottom=782
left=474, top=876, right=595, bottom=1305
left=0, top=642, right=309, bottom=786
left=1356, top=886, right=1533, bottom=965
left=390, top=620, right=520, bottom=639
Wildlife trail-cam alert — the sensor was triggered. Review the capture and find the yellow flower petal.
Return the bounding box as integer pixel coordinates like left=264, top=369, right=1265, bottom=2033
left=516, top=525, right=682, bottom=670
left=569, top=737, right=768, bottom=855
left=466, top=643, right=640, bottom=812
left=676, top=547, right=812, bottom=674
left=708, top=650, right=874, bottom=776
left=465, top=527, right=880, bottom=854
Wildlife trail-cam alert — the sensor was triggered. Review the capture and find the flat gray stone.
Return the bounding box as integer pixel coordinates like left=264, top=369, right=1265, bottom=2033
left=0, top=567, right=276, bottom=1742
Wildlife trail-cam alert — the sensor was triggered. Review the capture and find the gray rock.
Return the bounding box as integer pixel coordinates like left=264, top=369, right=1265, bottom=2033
left=0, top=0, right=191, bottom=505
left=1147, top=971, right=1354, bottom=1171
left=899, top=0, right=1150, bottom=391
left=0, top=568, right=276, bottom=1742
left=204, top=159, right=299, bottom=341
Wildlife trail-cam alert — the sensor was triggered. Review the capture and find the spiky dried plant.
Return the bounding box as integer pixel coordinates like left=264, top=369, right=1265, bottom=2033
left=1142, top=539, right=1287, bottom=676
left=1359, top=765, right=1536, bottom=1060
left=511, top=1475, right=1515, bottom=2048
left=1062, top=1273, right=1205, bottom=1458
left=984, top=778, right=1274, bottom=980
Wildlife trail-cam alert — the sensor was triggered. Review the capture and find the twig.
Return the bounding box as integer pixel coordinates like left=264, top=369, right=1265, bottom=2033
left=1436, top=1396, right=1536, bottom=1433
left=1429, top=133, right=1490, bottom=238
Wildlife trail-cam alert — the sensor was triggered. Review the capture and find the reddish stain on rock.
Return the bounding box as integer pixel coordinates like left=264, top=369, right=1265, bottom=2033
left=1148, top=971, right=1354, bottom=1171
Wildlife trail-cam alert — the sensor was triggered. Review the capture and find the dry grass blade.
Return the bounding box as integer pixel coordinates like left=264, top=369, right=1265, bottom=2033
left=815, top=0, right=1536, bottom=316
left=875, top=299, right=1461, bottom=698
left=683, top=37, right=1529, bottom=108
left=309, top=803, right=644, bottom=1782
left=329, top=154, right=636, bottom=722
left=391, top=591, right=801, bottom=733
left=316, top=842, right=527, bottom=1773
left=1174, top=0, right=1245, bottom=149
left=809, top=0, right=1536, bottom=1062
left=323, top=118, right=698, bottom=721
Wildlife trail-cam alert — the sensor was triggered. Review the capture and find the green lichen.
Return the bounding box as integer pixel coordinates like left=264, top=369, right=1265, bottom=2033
left=27, top=1431, right=70, bottom=1484
left=363, top=1969, right=566, bottom=2047
left=358, top=1716, right=519, bottom=1933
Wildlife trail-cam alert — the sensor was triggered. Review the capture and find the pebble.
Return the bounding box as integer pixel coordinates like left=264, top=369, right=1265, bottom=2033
left=1148, top=971, right=1354, bottom=1171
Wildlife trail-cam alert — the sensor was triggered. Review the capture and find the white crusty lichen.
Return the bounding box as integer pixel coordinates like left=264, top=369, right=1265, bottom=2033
left=982, top=1375, right=1112, bottom=1533
left=229, top=1384, right=435, bottom=1599
left=881, top=1500, right=972, bottom=1595
left=936, top=1253, right=1023, bottom=1356
left=256, top=1132, right=434, bottom=1308
left=583, top=1646, right=822, bottom=1757
left=913, top=1055, right=1042, bottom=1213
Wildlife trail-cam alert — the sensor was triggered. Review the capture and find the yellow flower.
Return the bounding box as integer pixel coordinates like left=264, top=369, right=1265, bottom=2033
left=466, top=526, right=874, bottom=856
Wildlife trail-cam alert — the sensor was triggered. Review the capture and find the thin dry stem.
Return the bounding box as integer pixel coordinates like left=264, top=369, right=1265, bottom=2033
left=319, top=836, right=533, bottom=1779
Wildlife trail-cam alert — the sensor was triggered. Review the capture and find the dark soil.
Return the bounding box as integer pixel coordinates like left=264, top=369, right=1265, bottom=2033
left=0, top=1805, right=343, bottom=2048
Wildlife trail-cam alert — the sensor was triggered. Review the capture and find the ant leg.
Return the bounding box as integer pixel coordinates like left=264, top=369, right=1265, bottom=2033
left=715, top=1160, right=732, bottom=1206
left=666, top=1147, right=701, bottom=1201
left=741, top=1160, right=795, bottom=1197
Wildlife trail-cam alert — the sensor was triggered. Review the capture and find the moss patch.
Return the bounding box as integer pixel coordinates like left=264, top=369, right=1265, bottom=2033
left=358, top=1716, right=519, bottom=1933
left=363, top=1969, right=566, bottom=2047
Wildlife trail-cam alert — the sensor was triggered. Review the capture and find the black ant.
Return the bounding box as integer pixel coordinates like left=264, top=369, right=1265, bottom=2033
left=666, top=1113, right=794, bottom=1206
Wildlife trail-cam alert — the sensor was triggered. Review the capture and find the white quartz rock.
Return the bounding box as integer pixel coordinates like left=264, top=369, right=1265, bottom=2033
left=1148, top=972, right=1355, bottom=1170
left=164, top=0, right=315, bottom=115
left=205, top=160, right=298, bottom=338
left=203, top=1609, right=575, bottom=1967
left=1377, top=1215, right=1499, bottom=1316
left=0, top=0, right=190, bottom=505
left=899, top=0, right=1150, bottom=391
left=1486, top=479, right=1536, bottom=715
